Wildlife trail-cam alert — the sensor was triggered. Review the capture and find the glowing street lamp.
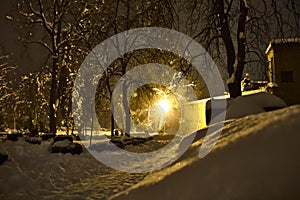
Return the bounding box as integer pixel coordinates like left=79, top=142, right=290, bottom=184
left=157, top=99, right=171, bottom=133
left=157, top=99, right=171, bottom=113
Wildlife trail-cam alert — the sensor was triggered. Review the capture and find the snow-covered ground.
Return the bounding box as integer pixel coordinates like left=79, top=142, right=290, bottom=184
left=110, top=98, right=300, bottom=199
left=0, top=139, right=147, bottom=200
left=1, top=92, right=299, bottom=199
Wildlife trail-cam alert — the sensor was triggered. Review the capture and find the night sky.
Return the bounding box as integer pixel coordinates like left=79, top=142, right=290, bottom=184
left=0, top=1, right=297, bottom=79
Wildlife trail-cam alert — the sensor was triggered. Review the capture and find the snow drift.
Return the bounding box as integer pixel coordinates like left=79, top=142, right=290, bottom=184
left=225, top=92, right=287, bottom=120
left=112, top=105, right=300, bottom=200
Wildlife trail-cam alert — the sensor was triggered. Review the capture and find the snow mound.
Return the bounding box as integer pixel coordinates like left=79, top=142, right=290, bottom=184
left=112, top=105, right=300, bottom=200
left=225, top=92, right=286, bottom=120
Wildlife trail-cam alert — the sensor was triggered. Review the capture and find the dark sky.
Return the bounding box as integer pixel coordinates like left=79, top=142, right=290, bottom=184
left=1, top=0, right=295, bottom=79
left=0, top=0, right=45, bottom=74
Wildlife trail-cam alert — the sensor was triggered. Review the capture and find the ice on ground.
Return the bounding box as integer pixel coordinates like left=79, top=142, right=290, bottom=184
left=112, top=105, right=300, bottom=200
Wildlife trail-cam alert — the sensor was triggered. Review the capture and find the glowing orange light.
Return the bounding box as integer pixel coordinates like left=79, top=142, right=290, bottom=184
left=157, top=99, right=171, bottom=113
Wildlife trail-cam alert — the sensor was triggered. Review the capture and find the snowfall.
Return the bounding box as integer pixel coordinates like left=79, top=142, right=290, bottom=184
left=1, top=92, right=300, bottom=200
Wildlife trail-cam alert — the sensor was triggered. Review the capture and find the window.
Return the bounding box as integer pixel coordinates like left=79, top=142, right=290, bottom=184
left=281, top=71, right=293, bottom=82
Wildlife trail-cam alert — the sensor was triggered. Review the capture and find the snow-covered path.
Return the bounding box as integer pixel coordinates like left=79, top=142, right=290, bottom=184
left=0, top=139, right=147, bottom=200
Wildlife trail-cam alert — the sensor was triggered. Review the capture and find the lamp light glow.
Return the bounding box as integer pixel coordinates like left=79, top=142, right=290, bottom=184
left=157, top=99, right=171, bottom=113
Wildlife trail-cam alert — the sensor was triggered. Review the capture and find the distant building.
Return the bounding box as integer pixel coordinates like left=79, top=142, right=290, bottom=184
left=265, top=38, right=300, bottom=105
left=241, top=73, right=268, bottom=92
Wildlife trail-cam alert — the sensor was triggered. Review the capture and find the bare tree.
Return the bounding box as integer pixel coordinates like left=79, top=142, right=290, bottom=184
left=15, top=0, right=87, bottom=133
left=78, top=0, right=176, bottom=136
left=181, top=0, right=300, bottom=97
left=245, top=0, right=300, bottom=79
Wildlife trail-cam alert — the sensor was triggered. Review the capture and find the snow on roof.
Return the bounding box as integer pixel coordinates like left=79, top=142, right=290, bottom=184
left=266, top=38, right=300, bottom=54
left=270, top=38, right=300, bottom=44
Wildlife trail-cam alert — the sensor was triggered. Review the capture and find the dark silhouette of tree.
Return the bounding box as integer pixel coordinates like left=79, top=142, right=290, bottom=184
left=182, top=0, right=299, bottom=97
left=15, top=0, right=87, bottom=133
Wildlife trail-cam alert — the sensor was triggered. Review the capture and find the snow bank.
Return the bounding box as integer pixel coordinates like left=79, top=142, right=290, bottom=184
left=223, top=92, right=286, bottom=120
left=112, top=105, right=300, bottom=200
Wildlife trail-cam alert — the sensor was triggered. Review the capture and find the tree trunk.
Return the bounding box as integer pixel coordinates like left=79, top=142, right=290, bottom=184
left=229, top=0, right=248, bottom=98
left=49, top=11, right=64, bottom=134
left=215, top=0, right=237, bottom=98
left=49, top=57, right=58, bottom=134
left=122, top=82, right=131, bottom=136
left=228, top=82, right=241, bottom=98
left=216, top=0, right=248, bottom=98
left=110, top=113, right=115, bottom=137
left=90, top=105, right=94, bottom=147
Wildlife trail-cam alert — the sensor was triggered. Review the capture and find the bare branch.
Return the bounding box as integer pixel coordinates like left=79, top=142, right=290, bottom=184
left=23, top=40, right=53, bottom=54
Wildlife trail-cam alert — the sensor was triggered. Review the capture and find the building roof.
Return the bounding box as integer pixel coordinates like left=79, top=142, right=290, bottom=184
left=265, top=38, right=300, bottom=54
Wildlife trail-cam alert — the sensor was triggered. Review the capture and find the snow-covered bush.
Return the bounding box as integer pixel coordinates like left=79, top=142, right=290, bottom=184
left=51, top=139, right=83, bottom=155
left=53, top=135, right=73, bottom=143
left=40, top=133, right=56, bottom=141
left=25, top=136, right=42, bottom=144
left=0, top=152, right=8, bottom=164
left=6, top=133, right=22, bottom=141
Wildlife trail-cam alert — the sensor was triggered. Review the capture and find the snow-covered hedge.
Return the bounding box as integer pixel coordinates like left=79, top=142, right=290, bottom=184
left=6, top=133, right=23, bottom=141
left=40, top=133, right=56, bottom=141
left=51, top=139, right=83, bottom=155
left=25, top=136, right=42, bottom=144
left=53, top=135, right=73, bottom=143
